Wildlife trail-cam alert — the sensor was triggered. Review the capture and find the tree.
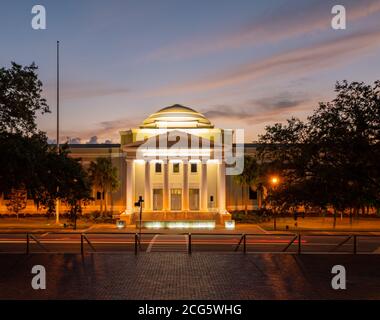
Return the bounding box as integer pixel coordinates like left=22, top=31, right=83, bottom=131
left=88, top=158, right=120, bottom=215
left=0, top=62, right=92, bottom=225
left=0, top=131, right=50, bottom=196
left=32, top=145, right=93, bottom=225
left=258, top=81, right=380, bottom=226
left=0, top=62, right=51, bottom=207
left=234, top=155, right=260, bottom=215
left=60, top=154, right=92, bottom=229
left=6, top=188, right=27, bottom=219
left=0, top=62, right=49, bottom=135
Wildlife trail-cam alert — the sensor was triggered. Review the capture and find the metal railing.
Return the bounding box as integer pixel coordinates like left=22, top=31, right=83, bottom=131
left=0, top=231, right=379, bottom=255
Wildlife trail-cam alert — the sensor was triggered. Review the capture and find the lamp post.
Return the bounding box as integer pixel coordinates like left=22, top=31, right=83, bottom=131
left=55, top=40, right=60, bottom=224
left=134, top=196, right=144, bottom=244
left=270, top=176, right=279, bottom=231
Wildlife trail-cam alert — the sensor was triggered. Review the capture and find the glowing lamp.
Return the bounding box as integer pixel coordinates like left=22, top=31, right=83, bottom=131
left=225, top=220, right=235, bottom=230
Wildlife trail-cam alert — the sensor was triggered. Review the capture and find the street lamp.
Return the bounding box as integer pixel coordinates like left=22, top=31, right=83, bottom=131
left=270, top=176, right=279, bottom=185
left=269, top=175, right=280, bottom=230
left=134, top=196, right=144, bottom=245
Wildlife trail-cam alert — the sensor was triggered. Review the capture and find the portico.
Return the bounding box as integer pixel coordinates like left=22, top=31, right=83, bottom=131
left=124, top=158, right=226, bottom=213
left=120, top=104, right=231, bottom=224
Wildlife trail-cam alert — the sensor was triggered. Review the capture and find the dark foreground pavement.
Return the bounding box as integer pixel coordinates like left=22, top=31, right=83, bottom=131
left=0, top=253, right=380, bottom=300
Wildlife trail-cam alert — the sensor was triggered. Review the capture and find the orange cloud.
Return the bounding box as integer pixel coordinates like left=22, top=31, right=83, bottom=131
left=152, top=28, right=380, bottom=96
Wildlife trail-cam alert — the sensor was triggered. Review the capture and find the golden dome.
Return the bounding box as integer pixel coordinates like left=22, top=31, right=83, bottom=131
left=140, top=104, right=214, bottom=129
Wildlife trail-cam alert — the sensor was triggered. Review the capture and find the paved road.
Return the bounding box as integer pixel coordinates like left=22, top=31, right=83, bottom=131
left=0, top=231, right=380, bottom=254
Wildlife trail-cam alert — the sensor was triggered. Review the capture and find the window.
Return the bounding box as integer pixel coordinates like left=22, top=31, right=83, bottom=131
left=153, top=189, right=163, bottom=210
left=190, top=163, right=197, bottom=173
left=170, top=188, right=182, bottom=210
left=155, top=162, right=162, bottom=173
left=173, top=163, right=180, bottom=173
left=189, top=189, right=199, bottom=210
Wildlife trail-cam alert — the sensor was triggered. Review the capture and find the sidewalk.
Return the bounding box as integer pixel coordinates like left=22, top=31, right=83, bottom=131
left=259, top=217, right=380, bottom=232
left=1, top=253, right=379, bottom=299
left=0, top=218, right=267, bottom=234
left=0, top=217, right=92, bottom=231
left=2, top=217, right=380, bottom=233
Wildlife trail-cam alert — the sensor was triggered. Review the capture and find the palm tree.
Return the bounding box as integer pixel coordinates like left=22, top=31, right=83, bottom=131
left=88, top=157, right=120, bottom=215
left=234, top=156, right=260, bottom=215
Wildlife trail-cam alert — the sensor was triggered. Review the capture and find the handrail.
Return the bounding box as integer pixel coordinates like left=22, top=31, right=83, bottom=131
left=1, top=230, right=380, bottom=236
left=81, top=234, right=96, bottom=254
left=330, top=235, right=352, bottom=252
left=282, top=234, right=298, bottom=252
left=26, top=233, right=49, bottom=254
left=234, top=234, right=245, bottom=252
left=1, top=230, right=380, bottom=255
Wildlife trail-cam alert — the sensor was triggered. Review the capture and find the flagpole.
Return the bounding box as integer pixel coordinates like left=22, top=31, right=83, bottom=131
left=56, top=40, right=60, bottom=224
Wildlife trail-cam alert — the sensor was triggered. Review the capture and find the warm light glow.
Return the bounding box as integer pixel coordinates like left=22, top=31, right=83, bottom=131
left=207, top=159, right=220, bottom=164
left=143, top=221, right=216, bottom=229
left=270, top=176, right=279, bottom=185
left=140, top=148, right=211, bottom=157
left=116, top=220, right=126, bottom=229
left=150, top=159, right=164, bottom=164
left=169, top=159, right=183, bottom=164
left=225, top=220, right=235, bottom=230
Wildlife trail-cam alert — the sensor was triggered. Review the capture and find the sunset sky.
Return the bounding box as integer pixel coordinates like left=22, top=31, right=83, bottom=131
left=1, top=0, right=380, bottom=143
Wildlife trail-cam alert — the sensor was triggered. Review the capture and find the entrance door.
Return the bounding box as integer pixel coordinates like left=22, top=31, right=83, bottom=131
left=153, top=189, right=163, bottom=210
left=170, top=189, right=182, bottom=211
left=189, top=189, right=200, bottom=210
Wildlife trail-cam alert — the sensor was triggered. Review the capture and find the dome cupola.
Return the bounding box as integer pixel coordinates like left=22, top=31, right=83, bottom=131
left=140, top=104, right=213, bottom=129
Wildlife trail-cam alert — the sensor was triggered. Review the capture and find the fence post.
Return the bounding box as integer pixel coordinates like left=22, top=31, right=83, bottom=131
left=298, top=233, right=301, bottom=255
left=80, top=234, right=84, bottom=255
left=353, top=235, right=357, bottom=254
left=134, top=233, right=138, bottom=255
left=188, top=233, right=192, bottom=254
left=243, top=234, right=246, bottom=254
left=26, top=233, right=29, bottom=255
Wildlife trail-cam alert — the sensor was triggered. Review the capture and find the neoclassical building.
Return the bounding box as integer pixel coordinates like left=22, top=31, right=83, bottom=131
left=0, top=105, right=262, bottom=225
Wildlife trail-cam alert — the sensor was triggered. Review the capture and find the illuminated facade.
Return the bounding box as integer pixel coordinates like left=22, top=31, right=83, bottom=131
left=0, top=105, right=263, bottom=224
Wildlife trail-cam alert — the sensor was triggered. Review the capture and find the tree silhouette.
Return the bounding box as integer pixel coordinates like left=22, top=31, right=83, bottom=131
left=234, top=155, right=260, bottom=215
left=88, top=158, right=120, bottom=215
left=258, top=81, right=380, bottom=226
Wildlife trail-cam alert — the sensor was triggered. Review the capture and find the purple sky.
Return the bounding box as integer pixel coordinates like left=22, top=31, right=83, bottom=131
left=1, top=0, right=380, bottom=143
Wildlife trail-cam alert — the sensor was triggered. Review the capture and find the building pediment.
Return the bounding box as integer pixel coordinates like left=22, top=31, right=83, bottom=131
left=123, top=130, right=222, bottom=161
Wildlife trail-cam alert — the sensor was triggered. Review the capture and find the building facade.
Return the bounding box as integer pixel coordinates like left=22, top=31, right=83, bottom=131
left=0, top=105, right=262, bottom=224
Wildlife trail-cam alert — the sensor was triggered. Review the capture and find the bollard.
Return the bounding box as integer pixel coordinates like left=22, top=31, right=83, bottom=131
left=188, top=233, right=192, bottom=254
left=298, top=234, right=302, bottom=254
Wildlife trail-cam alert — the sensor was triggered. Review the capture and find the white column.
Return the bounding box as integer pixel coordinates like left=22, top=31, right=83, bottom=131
left=183, top=162, right=189, bottom=211
left=218, top=162, right=226, bottom=212
left=163, top=162, right=169, bottom=211
left=126, top=159, right=134, bottom=214
left=200, top=162, right=208, bottom=211
left=144, top=161, right=151, bottom=211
